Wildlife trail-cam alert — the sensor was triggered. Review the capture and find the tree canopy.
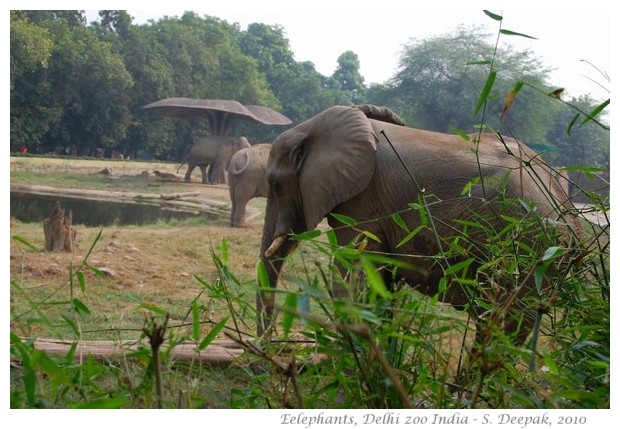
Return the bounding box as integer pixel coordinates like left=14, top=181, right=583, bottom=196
left=10, top=10, right=609, bottom=168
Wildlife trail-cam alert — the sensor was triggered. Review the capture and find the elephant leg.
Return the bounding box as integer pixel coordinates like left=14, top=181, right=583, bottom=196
left=207, top=162, right=217, bottom=184
left=184, top=166, right=194, bottom=182
left=199, top=165, right=209, bottom=184
left=210, top=161, right=226, bottom=185
left=230, top=184, right=255, bottom=227
left=502, top=298, right=538, bottom=346
left=482, top=282, right=538, bottom=346
left=458, top=292, right=538, bottom=385
left=231, top=198, right=248, bottom=227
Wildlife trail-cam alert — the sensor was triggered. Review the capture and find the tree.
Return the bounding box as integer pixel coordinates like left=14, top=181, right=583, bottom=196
left=17, top=10, right=86, bottom=27
left=371, top=25, right=554, bottom=142
left=238, top=23, right=295, bottom=79
left=545, top=95, right=610, bottom=169
left=97, top=10, right=132, bottom=40
left=10, top=12, right=53, bottom=88
left=330, top=50, right=366, bottom=104
left=214, top=46, right=279, bottom=107
left=136, top=14, right=282, bottom=159
left=11, top=12, right=133, bottom=153
left=36, top=18, right=133, bottom=155
left=10, top=12, right=55, bottom=145
left=114, top=23, right=177, bottom=159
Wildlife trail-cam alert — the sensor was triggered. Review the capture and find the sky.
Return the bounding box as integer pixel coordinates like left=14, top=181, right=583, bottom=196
left=75, top=1, right=613, bottom=102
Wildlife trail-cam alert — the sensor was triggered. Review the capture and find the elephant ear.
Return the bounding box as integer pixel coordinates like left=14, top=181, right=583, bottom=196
left=296, top=106, right=378, bottom=229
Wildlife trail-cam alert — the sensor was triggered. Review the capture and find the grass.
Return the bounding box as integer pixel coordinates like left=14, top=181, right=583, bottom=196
left=10, top=221, right=258, bottom=337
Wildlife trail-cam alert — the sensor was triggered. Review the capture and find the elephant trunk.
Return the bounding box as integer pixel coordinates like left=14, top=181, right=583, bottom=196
left=256, top=202, right=299, bottom=336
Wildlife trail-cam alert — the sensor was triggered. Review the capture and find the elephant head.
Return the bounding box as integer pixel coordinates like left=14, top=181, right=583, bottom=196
left=257, top=105, right=574, bottom=341
left=262, top=104, right=404, bottom=246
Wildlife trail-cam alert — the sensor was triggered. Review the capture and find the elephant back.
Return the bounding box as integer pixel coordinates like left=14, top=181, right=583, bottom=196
left=354, top=104, right=405, bottom=126
left=229, top=143, right=271, bottom=176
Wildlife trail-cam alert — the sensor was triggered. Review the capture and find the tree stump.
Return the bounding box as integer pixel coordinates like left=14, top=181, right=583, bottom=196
left=43, top=201, right=76, bottom=252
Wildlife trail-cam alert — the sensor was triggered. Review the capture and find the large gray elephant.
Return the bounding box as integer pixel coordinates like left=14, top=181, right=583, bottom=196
left=178, top=135, right=251, bottom=184
left=228, top=143, right=271, bottom=228
left=257, top=105, right=574, bottom=343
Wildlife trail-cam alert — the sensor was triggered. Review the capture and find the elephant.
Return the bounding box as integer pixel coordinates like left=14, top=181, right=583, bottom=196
left=228, top=143, right=271, bottom=227
left=178, top=135, right=251, bottom=184
left=257, top=104, right=574, bottom=345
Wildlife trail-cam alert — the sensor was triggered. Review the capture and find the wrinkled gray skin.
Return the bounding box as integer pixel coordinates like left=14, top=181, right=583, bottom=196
left=228, top=143, right=271, bottom=227
left=179, top=136, right=251, bottom=184
left=258, top=105, right=574, bottom=343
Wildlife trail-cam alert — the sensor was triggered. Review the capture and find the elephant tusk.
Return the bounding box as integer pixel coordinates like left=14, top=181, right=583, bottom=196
left=265, top=235, right=287, bottom=257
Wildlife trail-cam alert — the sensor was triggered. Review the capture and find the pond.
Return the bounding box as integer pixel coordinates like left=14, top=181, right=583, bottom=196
left=10, top=191, right=218, bottom=226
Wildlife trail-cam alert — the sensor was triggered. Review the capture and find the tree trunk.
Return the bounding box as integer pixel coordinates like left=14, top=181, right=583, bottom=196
left=43, top=201, right=76, bottom=252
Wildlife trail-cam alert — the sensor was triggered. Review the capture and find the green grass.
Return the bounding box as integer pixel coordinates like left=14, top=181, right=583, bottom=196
left=11, top=171, right=115, bottom=189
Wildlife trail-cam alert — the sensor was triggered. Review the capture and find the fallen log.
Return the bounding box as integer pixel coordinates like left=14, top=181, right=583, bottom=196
left=160, top=191, right=200, bottom=200
left=153, top=170, right=183, bottom=181
left=14, top=337, right=245, bottom=365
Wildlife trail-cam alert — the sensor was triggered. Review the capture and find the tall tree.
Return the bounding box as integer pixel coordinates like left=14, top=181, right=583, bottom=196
left=40, top=17, right=133, bottom=154
left=11, top=12, right=133, bottom=154
left=10, top=12, right=55, bottom=145
left=115, top=23, right=177, bottom=159
left=372, top=25, right=554, bottom=142
left=330, top=50, right=366, bottom=104
left=97, top=10, right=132, bottom=40
left=238, top=23, right=295, bottom=79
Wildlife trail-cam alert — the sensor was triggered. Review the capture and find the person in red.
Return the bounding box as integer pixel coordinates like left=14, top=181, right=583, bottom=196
left=19, top=145, right=27, bottom=154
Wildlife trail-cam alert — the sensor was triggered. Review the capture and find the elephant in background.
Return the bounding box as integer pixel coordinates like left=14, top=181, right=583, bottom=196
left=178, top=136, right=251, bottom=184
left=228, top=143, right=271, bottom=228
left=257, top=104, right=575, bottom=342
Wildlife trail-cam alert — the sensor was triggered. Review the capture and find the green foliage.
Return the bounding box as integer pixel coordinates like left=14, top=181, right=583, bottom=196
left=10, top=13, right=134, bottom=153
left=11, top=10, right=608, bottom=168
left=241, top=153, right=608, bottom=407
left=545, top=95, right=610, bottom=169
left=329, top=51, right=366, bottom=105
left=10, top=12, right=53, bottom=86
left=371, top=24, right=554, bottom=140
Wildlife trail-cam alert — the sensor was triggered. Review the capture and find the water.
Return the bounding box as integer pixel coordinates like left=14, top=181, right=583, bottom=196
left=10, top=191, right=216, bottom=226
